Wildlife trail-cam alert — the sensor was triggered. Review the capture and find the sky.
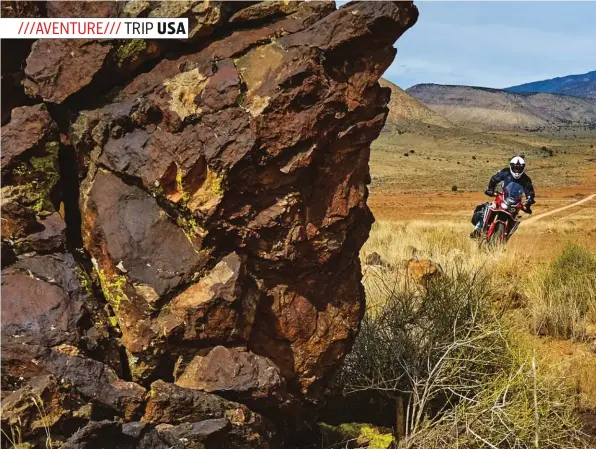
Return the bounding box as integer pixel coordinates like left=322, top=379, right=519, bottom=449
left=358, top=1, right=596, bottom=89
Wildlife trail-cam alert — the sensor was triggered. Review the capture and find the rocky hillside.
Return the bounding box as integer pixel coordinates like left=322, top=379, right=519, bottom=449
left=380, top=78, right=452, bottom=128
left=407, top=83, right=596, bottom=131
left=506, top=70, right=596, bottom=99
left=0, top=1, right=418, bottom=448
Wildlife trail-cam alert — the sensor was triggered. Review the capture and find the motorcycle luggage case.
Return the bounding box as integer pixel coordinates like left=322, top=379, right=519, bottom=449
left=471, top=203, right=487, bottom=225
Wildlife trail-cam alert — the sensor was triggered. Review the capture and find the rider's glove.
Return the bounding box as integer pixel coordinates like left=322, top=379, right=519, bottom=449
left=484, top=189, right=494, bottom=197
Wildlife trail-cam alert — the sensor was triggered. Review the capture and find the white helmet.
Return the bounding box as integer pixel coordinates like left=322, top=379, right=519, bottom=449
left=509, top=156, right=525, bottom=179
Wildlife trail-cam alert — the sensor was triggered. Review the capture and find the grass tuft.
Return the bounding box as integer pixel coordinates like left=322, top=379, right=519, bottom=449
left=527, top=244, right=596, bottom=340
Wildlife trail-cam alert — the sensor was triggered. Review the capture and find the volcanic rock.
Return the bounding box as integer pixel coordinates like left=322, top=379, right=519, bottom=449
left=143, top=380, right=275, bottom=448
left=61, top=420, right=134, bottom=449
left=60, top=418, right=234, bottom=449
left=1, top=105, right=62, bottom=255
left=39, top=349, right=146, bottom=420
left=1, top=1, right=419, bottom=446
left=24, top=40, right=113, bottom=104
left=72, top=0, right=418, bottom=399
left=175, top=346, right=286, bottom=407
left=0, top=375, right=98, bottom=447
left=0, top=2, right=42, bottom=124
left=1, top=253, right=115, bottom=392
left=401, top=258, right=444, bottom=284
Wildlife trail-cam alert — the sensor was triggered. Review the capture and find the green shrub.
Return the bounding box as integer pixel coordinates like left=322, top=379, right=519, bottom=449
left=334, top=264, right=586, bottom=448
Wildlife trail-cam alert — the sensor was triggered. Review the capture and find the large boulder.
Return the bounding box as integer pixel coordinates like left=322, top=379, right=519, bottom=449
left=1, top=1, right=419, bottom=446
left=72, top=0, right=418, bottom=399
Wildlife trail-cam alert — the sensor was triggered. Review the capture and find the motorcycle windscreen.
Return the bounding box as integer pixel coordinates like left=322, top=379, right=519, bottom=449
left=504, top=182, right=524, bottom=205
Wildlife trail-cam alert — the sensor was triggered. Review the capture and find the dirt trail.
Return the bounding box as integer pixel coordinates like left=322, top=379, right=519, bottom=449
left=524, top=193, right=596, bottom=224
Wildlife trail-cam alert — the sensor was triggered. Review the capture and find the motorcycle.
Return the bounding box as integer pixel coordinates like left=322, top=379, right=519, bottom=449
left=472, top=182, right=530, bottom=246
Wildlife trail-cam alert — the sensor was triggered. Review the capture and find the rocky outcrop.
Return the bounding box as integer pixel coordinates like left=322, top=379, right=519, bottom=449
left=1, top=1, right=418, bottom=446
left=1, top=104, right=63, bottom=254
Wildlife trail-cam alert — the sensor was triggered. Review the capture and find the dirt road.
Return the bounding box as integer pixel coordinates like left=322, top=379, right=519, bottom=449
left=524, top=193, right=596, bottom=224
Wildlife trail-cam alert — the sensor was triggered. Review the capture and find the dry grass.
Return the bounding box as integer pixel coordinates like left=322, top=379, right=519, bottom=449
left=361, top=220, right=524, bottom=303
left=362, top=221, right=596, bottom=337
left=526, top=244, right=596, bottom=341
left=1, top=394, right=54, bottom=449
left=514, top=331, right=596, bottom=412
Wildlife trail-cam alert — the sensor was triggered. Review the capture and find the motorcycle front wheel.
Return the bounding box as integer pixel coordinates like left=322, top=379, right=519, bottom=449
left=487, top=222, right=506, bottom=247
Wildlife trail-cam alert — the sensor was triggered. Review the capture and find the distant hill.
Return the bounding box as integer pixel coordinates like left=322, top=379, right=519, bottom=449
left=379, top=78, right=452, bottom=128
left=505, top=71, right=596, bottom=99
left=406, top=83, right=596, bottom=132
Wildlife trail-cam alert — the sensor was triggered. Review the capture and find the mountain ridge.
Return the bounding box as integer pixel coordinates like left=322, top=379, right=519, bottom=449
left=505, top=70, right=596, bottom=99
left=405, top=83, right=596, bottom=132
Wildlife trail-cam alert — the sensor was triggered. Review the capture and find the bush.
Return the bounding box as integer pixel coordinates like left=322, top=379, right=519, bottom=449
left=528, top=244, right=596, bottom=340
left=335, top=264, right=586, bottom=448
left=341, top=266, right=497, bottom=391
left=404, top=354, right=585, bottom=449
left=451, top=185, right=458, bottom=192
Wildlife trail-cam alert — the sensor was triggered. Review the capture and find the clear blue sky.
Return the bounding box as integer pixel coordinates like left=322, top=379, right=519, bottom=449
left=340, top=1, right=596, bottom=89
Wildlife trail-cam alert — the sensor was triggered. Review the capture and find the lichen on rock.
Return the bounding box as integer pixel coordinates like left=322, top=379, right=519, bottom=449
left=114, top=39, right=147, bottom=68
left=319, top=422, right=395, bottom=449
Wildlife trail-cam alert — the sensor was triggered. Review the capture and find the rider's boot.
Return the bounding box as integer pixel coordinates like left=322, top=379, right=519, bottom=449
left=469, top=223, right=482, bottom=239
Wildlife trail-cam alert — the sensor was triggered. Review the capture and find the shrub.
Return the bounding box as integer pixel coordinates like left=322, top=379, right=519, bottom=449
left=527, top=244, right=596, bottom=340
left=335, top=263, right=586, bottom=448
left=451, top=185, right=458, bottom=191
left=403, top=353, right=585, bottom=449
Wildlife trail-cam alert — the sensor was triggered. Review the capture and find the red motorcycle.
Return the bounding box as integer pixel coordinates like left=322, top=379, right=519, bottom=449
left=474, top=182, right=530, bottom=246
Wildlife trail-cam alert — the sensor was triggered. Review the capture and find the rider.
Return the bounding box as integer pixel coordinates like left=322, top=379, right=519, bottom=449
left=470, top=156, right=536, bottom=238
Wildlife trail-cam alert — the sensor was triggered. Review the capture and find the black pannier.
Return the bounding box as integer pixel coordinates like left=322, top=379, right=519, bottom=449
left=471, top=203, right=487, bottom=226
